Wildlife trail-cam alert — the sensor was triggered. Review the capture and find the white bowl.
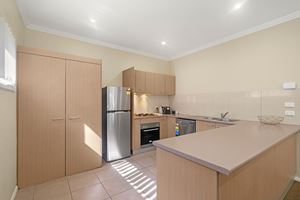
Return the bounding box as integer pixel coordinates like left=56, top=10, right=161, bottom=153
left=258, top=115, right=284, bottom=125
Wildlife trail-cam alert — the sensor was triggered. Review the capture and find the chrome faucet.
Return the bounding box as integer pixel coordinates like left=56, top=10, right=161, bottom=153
left=221, top=112, right=229, bottom=120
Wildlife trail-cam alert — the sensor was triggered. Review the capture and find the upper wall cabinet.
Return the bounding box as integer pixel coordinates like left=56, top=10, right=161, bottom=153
left=135, top=70, right=147, bottom=93
left=122, top=67, right=176, bottom=96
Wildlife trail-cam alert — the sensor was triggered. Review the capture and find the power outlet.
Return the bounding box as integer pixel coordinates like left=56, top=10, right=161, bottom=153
left=285, top=110, right=296, bottom=116
left=283, top=82, right=297, bottom=90
left=284, top=102, right=295, bottom=108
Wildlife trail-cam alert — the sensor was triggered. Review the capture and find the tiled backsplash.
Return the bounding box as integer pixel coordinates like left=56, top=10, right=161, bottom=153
left=134, top=94, right=170, bottom=114
left=170, top=89, right=300, bottom=125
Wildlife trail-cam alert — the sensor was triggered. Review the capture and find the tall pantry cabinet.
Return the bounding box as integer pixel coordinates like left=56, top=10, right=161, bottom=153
left=17, top=47, right=102, bottom=188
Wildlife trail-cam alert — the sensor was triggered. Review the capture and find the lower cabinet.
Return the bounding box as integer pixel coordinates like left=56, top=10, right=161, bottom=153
left=160, top=118, right=168, bottom=139
left=17, top=47, right=102, bottom=188
left=132, top=117, right=168, bottom=151
left=132, top=119, right=141, bottom=151
left=196, top=121, right=232, bottom=132
left=167, top=117, right=176, bottom=138
left=196, top=121, right=216, bottom=132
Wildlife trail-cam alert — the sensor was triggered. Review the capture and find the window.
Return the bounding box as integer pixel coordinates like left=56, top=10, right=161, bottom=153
left=0, top=20, right=16, bottom=91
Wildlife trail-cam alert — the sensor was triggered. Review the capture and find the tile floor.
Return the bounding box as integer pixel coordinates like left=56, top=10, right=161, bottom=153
left=16, top=150, right=157, bottom=200
left=14, top=149, right=300, bottom=200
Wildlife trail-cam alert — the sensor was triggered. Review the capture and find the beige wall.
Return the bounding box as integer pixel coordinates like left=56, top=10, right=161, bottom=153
left=134, top=94, right=170, bottom=114
left=171, top=18, right=300, bottom=124
left=0, top=0, right=25, bottom=199
left=23, top=29, right=172, bottom=113
left=0, top=90, right=17, bottom=200
left=23, top=29, right=171, bottom=86
left=170, top=18, right=300, bottom=175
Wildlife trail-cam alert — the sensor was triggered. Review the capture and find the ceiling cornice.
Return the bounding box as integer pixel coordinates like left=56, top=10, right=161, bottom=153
left=26, top=24, right=171, bottom=61
left=20, top=8, right=300, bottom=62
left=171, top=10, right=300, bottom=60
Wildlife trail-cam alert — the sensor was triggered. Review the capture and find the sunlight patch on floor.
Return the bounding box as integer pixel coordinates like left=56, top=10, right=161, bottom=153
left=111, top=159, right=157, bottom=200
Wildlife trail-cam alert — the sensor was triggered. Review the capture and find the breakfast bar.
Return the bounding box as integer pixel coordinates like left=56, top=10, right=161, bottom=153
left=153, top=122, right=300, bottom=200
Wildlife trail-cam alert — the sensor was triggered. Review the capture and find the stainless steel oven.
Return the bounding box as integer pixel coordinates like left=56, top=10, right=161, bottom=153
left=140, top=123, right=160, bottom=148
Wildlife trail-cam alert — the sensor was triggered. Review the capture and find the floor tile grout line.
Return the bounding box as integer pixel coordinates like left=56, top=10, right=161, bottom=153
left=66, top=176, right=74, bottom=200
left=67, top=173, right=102, bottom=194
left=95, top=168, right=113, bottom=199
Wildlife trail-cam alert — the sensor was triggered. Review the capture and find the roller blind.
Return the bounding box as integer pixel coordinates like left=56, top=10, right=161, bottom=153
left=0, top=19, right=16, bottom=91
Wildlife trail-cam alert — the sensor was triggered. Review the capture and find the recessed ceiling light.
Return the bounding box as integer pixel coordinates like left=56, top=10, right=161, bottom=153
left=161, top=41, right=167, bottom=46
left=90, top=18, right=96, bottom=23
left=232, top=2, right=245, bottom=11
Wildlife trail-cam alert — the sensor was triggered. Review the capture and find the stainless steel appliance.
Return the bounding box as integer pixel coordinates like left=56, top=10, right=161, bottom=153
left=176, top=118, right=196, bottom=135
left=160, top=106, right=172, bottom=114
left=140, top=123, right=160, bottom=148
left=102, top=86, right=131, bottom=162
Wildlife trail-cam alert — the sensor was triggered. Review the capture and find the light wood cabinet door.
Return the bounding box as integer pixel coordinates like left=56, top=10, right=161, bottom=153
left=146, top=72, right=155, bottom=94
left=122, top=67, right=135, bottom=91
left=132, top=119, right=141, bottom=151
left=165, top=75, right=176, bottom=95
left=196, top=121, right=216, bottom=132
left=154, top=73, right=165, bottom=95
left=159, top=118, right=168, bottom=139
left=18, top=53, right=66, bottom=188
left=66, top=60, right=102, bottom=175
left=215, top=123, right=231, bottom=128
left=167, top=117, right=176, bottom=138
left=135, top=70, right=146, bottom=93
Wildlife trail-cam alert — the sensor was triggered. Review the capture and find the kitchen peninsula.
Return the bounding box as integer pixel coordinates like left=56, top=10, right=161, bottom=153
left=153, top=122, right=300, bottom=200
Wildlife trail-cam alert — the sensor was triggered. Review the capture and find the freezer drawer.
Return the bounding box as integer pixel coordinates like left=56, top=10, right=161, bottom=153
left=105, top=111, right=131, bottom=161
left=106, top=87, right=131, bottom=111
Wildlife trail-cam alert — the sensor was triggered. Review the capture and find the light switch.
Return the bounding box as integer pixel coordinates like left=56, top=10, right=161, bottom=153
left=283, top=82, right=297, bottom=90
left=284, top=102, right=295, bottom=108
left=285, top=110, right=296, bottom=116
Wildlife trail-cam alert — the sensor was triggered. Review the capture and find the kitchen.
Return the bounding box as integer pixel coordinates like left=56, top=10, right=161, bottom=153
left=1, top=0, right=300, bottom=200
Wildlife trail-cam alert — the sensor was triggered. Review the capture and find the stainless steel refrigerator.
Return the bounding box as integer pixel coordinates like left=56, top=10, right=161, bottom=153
left=102, top=86, right=131, bottom=162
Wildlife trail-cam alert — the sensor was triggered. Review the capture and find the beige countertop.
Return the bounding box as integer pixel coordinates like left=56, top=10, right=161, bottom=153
left=153, top=121, right=300, bottom=175
left=134, top=113, right=236, bottom=125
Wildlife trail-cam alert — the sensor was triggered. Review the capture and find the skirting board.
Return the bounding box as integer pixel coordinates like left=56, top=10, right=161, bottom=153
left=279, top=180, right=294, bottom=200
left=294, top=176, right=300, bottom=182
left=10, top=186, right=18, bottom=200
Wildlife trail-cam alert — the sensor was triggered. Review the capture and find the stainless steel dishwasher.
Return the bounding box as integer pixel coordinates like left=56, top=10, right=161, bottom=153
left=176, top=118, right=196, bottom=135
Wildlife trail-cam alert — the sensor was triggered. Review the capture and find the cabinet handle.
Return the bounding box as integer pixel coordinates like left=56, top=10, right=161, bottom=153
left=51, top=117, right=64, bottom=121
left=69, top=116, right=80, bottom=120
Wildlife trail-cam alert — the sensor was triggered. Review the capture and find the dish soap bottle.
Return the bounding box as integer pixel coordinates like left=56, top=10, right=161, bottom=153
left=175, top=123, right=180, bottom=136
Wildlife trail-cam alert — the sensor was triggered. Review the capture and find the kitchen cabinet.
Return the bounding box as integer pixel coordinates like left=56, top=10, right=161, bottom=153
left=159, top=117, right=168, bottom=139
left=154, top=73, right=166, bottom=95
left=167, top=117, right=176, bottom=138
left=135, top=70, right=147, bottom=93
left=132, top=119, right=141, bottom=151
left=17, top=47, right=102, bottom=187
left=146, top=72, right=155, bottom=94
left=215, top=123, right=231, bottom=128
left=196, top=121, right=216, bottom=132
left=165, top=75, right=176, bottom=95
left=18, top=51, right=66, bottom=188
left=132, top=117, right=168, bottom=151
left=122, top=67, right=175, bottom=96
left=196, top=121, right=232, bottom=132
left=66, top=59, right=102, bottom=175
left=122, top=67, right=135, bottom=90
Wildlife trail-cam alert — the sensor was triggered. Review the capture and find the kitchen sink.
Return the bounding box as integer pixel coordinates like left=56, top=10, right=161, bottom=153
left=211, top=117, right=239, bottom=122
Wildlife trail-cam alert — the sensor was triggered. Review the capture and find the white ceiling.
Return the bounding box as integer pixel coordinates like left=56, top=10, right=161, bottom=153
left=16, top=0, right=300, bottom=60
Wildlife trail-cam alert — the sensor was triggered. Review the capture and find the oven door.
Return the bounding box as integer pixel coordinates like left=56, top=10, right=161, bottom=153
left=141, top=127, right=160, bottom=147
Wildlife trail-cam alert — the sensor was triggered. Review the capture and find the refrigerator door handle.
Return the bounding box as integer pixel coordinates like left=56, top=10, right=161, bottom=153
left=107, top=110, right=130, bottom=113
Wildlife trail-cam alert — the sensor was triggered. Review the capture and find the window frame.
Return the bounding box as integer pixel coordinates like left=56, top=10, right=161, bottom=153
left=0, top=19, right=16, bottom=92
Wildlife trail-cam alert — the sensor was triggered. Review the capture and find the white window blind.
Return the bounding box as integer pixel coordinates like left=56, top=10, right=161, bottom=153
left=0, top=19, right=16, bottom=91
